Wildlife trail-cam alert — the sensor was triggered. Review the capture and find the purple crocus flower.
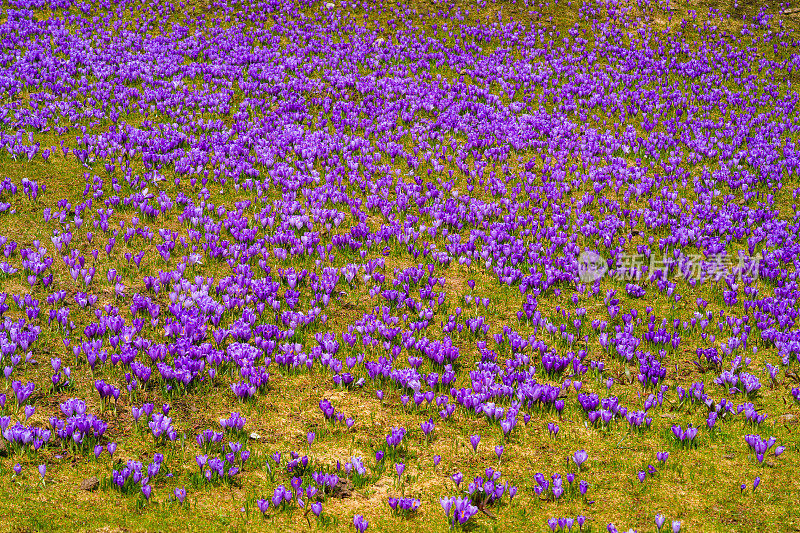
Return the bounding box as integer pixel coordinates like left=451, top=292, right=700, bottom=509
left=495, top=445, right=504, bottom=461
left=353, top=514, right=369, bottom=532
left=452, top=497, right=478, bottom=524
left=291, top=476, right=303, bottom=492
left=573, top=449, right=588, bottom=469
left=470, top=434, right=480, bottom=452
left=420, top=418, right=435, bottom=439
left=509, top=486, right=518, bottom=501
left=440, top=497, right=453, bottom=518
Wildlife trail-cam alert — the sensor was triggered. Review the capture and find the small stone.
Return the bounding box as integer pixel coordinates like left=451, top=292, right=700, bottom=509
left=249, top=432, right=262, bottom=440
left=331, top=477, right=354, bottom=499
left=374, top=37, right=385, bottom=46
left=80, top=477, right=100, bottom=491
left=778, top=413, right=798, bottom=424
left=325, top=2, right=334, bottom=7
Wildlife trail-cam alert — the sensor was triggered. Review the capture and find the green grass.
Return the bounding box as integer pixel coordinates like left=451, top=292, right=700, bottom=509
left=0, top=0, right=799, bottom=531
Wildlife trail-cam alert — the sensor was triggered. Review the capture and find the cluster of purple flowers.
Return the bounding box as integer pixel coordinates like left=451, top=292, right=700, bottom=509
left=388, top=496, right=420, bottom=515
left=286, top=452, right=311, bottom=476
left=50, top=398, right=106, bottom=451
left=131, top=402, right=155, bottom=425
left=715, top=369, right=762, bottom=397
left=448, top=467, right=518, bottom=514
left=319, top=398, right=352, bottom=425
left=353, top=514, right=369, bottom=533
left=257, top=471, right=339, bottom=517
left=675, top=381, right=708, bottom=407
left=146, top=410, right=175, bottom=442
left=195, top=440, right=248, bottom=484
left=385, top=426, right=407, bottom=450
left=196, top=428, right=225, bottom=453
left=49, top=357, right=72, bottom=390
left=343, top=456, right=368, bottom=478
left=2, top=421, right=51, bottom=452
left=577, top=393, right=626, bottom=430
left=311, top=471, right=340, bottom=494
left=744, top=434, right=785, bottom=463
left=111, top=454, right=168, bottom=498
left=671, top=424, right=699, bottom=448
left=94, top=379, right=120, bottom=407
left=219, top=411, right=246, bottom=434
left=738, top=402, right=768, bottom=426
left=533, top=471, right=588, bottom=500
left=0, top=0, right=798, bottom=528
left=547, top=516, right=588, bottom=532
left=11, top=380, right=35, bottom=406
left=440, top=496, right=479, bottom=528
